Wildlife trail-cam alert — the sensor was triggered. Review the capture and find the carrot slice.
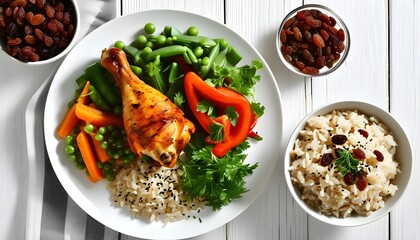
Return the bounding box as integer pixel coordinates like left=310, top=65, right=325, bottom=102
left=56, top=81, right=91, bottom=138
left=76, top=131, right=104, bottom=182
left=89, top=133, right=110, bottom=163
left=75, top=102, right=124, bottom=128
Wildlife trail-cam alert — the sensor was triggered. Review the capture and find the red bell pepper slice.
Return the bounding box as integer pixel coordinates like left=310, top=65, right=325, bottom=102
left=184, top=71, right=253, bottom=157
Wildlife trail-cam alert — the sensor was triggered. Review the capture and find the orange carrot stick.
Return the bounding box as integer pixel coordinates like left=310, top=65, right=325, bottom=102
left=56, top=81, right=91, bottom=138
left=89, top=133, right=110, bottom=163
left=76, top=131, right=104, bottom=182
left=75, top=102, right=124, bottom=128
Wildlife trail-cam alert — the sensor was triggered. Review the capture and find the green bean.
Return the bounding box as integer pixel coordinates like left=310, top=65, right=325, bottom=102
left=145, top=55, right=167, bottom=93
left=182, top=52, right=192, bottom=64
left=200, top=43, right=220, bottom=78
left=145, top=45, right=187, bottom=62
left=130, top=65, right=143, bottom=76
left=75, top=74, right=87, bottom=88
left=164, top=26, right=182, bottom=37
left=186, top=47, right=199, bottom=71
left=226, top=46, right=242, bottom=66
left=172, top=34, right=216, bottom=48
left=102, top=70, right=122, bottom=97
left=88, top=85, right=112, bottom=111
left=168, top=62, right=180, bottom=84
left=85, top=62, right=121, bottom=106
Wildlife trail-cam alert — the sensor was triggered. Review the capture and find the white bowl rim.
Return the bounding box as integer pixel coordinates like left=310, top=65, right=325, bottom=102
left=284, top=100, right=413, bottom=226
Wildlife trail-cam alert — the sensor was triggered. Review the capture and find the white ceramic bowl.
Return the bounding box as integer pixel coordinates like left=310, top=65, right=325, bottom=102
left=284, top=101, right=412, bottom=226
left=0, top=0, right=80, bottom=65
left=276, top=4, right=350, bottom=77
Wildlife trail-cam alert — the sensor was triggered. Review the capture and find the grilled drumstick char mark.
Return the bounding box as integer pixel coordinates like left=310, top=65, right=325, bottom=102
left=101, top=47, right=195, bottom=168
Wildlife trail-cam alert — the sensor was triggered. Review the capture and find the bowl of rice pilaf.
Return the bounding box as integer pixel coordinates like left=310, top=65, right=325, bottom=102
left=285, top=101, right=412, bottom=226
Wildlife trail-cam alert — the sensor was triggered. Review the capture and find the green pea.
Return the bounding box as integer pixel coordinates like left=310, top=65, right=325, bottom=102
left=114, top=40, right=125, bottom=49
left=202, top=56, right=210, bottom=65
left=165, top=37, right=173, bottom=45
left=136, top=35, right=147, bottom=45
left=187, top=26, right=199, bottom=36
left=218, top=39, right=229, bottom=51
left=65, top=135, right=75, bottom=145
left=113, top=105, right=122, bottom=116
left=65, top=145, right=75, bottom=154
left=103, top=162, right=112, bottom=171
left=193, top=46, right=204, bottom=57
left=156, top=35, right=167, bottom=46
left=105, top=170, right=115, bottom=181
left=98, top=126, right=107, bottom=135
left=100, top=141, right=109, bottom=149
left=69, top=154, right=77, bottom=162
left=106, top=125, right=115, bottom=132
left=84, top=124, right=94, bottom=133
left=97, top=161, right=103, bottom=169
left=76, top=162, right=85, bottom=170
left=94, top=133, right=104, bottom=142
left=145, top=41, right=154, bottom=49
left=144, top=23, right=156, bottom=34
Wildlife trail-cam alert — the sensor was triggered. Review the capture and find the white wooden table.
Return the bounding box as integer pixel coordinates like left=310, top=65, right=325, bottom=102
left=1, top=0, right=418, bottom=239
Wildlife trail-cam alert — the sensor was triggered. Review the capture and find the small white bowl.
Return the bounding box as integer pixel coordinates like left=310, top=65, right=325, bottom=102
left=284, top=101, right=412, bottom=226
left=276, top=4, right=350, bottom=77
left=0, top=0, right=80, bottom=65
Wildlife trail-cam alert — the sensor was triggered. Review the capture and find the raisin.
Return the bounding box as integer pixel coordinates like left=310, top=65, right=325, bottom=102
left=21, top=46, right=35, bottom=55
left=302, top=49, right=314, bottom=64
left=283, top=17, right=296, bottom=29
left=319, top=153, right=334, bottom=166
left=356, top=177, right=368, bottom=191
left=373, top=150, right=384, bottom=162
left=352, top=148, right=366, bottom=160
left=24, top=34, right=36, bottom=44
left=343, top=173, right=355, bottom=185
left=301, top=66, right=319, bottom=75
left=294, top=60, right=305, bottom=70
left=305, top=17, right=322, bottom=28
left=337, top=28, right=345, bottom=41
left=34, top=28, right=44, bottom=40
left=44, top=35, right=53, bottom=46
left=7, top=38, right=22, bottom=46
left=312, top=33, right=325, bottom=48
left=45, top=5, right=56, bottom=19
left=280, top=30, right=287, bottom=43
left=29, top=14, right=45, bottom=26
left=358, top=129, right=369, bottom=138
left=320, top=29, right=329, bottom=41
left=293, top=26, right=302, bottom=41
left=332, top=134, right=347, bottom=145
left=316, top=56, right=326, bottom=68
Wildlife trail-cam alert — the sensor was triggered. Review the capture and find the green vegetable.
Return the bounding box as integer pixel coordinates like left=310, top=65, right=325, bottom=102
left=114, top=40, right=125, bottom=49
left=186, top=26, right=199, bottom=36
left=88, top=85, right=112, bottom=112
left=209, top=122, right=224, bottom=142
left=145, top=45, right=187, bottom=62
left=197, top=100, right=216, bottom=118
left=144, top=22, right=156, bottom=34
left=180, top=136, right=257, bottom=211
left=85, top=62, right=121, bottom=106
left=225, top=106, right=239, bottom=127
left=200, top=43, right=219, bottom=78
left=335, top=150, right=362, bottom=176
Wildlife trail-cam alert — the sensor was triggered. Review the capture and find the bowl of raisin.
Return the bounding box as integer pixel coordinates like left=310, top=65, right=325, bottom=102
left=0, top=0, right=80, bottom=65
left=276, top=4, right=350, bottom=76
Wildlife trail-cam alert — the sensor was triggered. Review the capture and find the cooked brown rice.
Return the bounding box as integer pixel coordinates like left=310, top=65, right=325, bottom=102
left=108, top=159, right=205, bottom=224
left=289, top=109, right=399, bottom=217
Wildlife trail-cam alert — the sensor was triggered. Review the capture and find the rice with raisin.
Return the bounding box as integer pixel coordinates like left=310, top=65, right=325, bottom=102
left=289, top=109, right=399, bottom=217
left=108, top=159, right=205, bottom=224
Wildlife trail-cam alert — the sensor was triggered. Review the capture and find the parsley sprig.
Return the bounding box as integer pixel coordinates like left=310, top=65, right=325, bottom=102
left=180, top=134, right=257, bottom=211
left=335, top=150, right=362, bottom=176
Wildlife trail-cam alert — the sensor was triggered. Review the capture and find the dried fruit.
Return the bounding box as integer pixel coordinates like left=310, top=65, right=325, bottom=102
left=319, top=153, right=334, bottom=167
left=332, top=134, right=347, bottom=145
left=356, top=177, right=368, bottom=191
left=343, top=173, right=355, bottom=185
left=352, top=148, right=366, bottom=160
left=29, top=14, right=45, bottom=26
left=358, top=129, right=369, bottom=138
left=373, top=150, right=384, bottom=162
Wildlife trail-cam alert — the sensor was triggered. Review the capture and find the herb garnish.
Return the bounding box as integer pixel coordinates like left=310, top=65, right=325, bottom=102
left=180, top=134, right=257, bottom=211
left=335, top=149, right=362, bottom=176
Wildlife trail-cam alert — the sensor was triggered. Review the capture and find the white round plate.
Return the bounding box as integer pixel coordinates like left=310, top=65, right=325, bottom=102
left=44, top=9, right=283, bottom=239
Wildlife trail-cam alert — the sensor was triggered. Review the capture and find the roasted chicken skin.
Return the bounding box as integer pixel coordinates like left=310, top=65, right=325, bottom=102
left=100, top=47, right=195, bottom=168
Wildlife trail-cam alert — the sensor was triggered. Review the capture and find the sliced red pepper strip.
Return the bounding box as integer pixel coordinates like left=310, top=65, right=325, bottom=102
left=184, top=72, right=252, bottom=157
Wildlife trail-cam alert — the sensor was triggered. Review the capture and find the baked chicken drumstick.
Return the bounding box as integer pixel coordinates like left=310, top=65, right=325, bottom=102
left=100, top=47, right=195, bottom=168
